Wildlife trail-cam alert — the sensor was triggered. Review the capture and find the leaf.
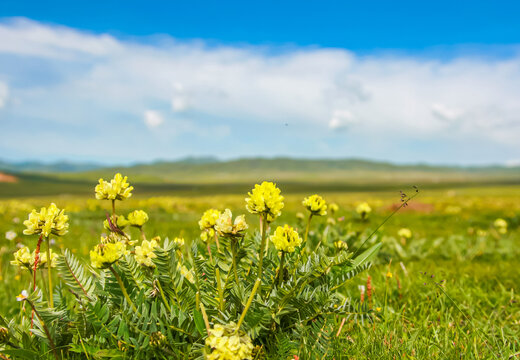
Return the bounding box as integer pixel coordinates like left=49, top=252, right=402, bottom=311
left=193, top=309, right=207, bottom=336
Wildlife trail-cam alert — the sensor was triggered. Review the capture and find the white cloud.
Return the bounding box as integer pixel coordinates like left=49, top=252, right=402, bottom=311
left=329, top=110, right=356, bottom=130
left=1, top=17, right=520, bottom=163
left=431, top=103, right=463, bottom=122
left=172, top=97, right=188, bottom=112
left=143, top=110, right=164, bottom=128
left=0, top=82, right=7, bottom=108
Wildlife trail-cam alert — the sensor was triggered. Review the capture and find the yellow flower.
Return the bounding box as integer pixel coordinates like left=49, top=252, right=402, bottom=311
left=494, top=218, right=507, bottom=234
left=397, top=228, right=412, bottom=239
left=90, top=242, right=126, bottom=269
left=134, top=239, right=159, bottom=268
left=150, top=331, right=167, bottom=348
left=206, top=323, right=254, bottom=360
left=302, top=194, right=327, bottom=216
left=376, top=307, right=382, bottom=312
left=10, top=246, right=57, bottom=269
left=356, top=202, right=372, bottom=217
left=198, top=209, right=221, bottom=230
left=10, top=246, right=33, bottom=268
left=128, top=210, right=149, bottom=227
left=23, top=203, right=69, bottom=237
left=270, top=225, right=302, bottom=253
left=329, top=203, right=339, bottom=214
left=95, top=173, right=133, bottom=201
left=334, top=241, right=348, bottom=250
left=177, top=261, right=195, bottom=283
left=103, top=215, right=129, bottom=231
left=245, top=181, right=284, bottom=221
left=200, top=228, right=215, bottom=243
left=215, top=209, right=248, bottom=237
left=386, top=271, right=392, bottom=278
left=173, top=237, right=185, bottom=247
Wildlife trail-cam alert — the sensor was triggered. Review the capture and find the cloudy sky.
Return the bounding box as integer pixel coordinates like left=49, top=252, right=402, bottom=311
left=1, top=1, right=520, bottom=165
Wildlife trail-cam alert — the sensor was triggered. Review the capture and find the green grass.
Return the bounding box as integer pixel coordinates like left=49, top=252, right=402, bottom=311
left=0, top=184, right=519, bottom=358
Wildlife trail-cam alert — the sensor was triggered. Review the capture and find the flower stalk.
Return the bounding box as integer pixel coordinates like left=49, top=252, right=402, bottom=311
left=109, top=266, right=138, bottom=314
left=46, top=238, right=53, bottom=308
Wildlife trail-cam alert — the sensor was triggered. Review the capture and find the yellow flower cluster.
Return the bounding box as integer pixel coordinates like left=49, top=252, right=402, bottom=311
left=200, top=229, right=215, bottom=243
left=173, top=237, right=185, bottom=247
left=397, top=228, right=413, bottom=239
left=270, top=225, right=302, bottom=253
left=494, top=218, right=508, bottom=234
left=334, top=241, right=348, bottom=250
left=177, top=262, right=195, bottom=283
left=215, top=209, right=248, bottom=237
left=128, top=210, right=149, bottom=227
left=134, top=239, right=159, bottom=268
left=23, top=203, right=69, bottom=237
left=206, top=323, right=254, bottom=360
left=356, top=202, right=372, bottom=216
left=329, top=203, right=339, bottom=215
left=245, top=181, right=284, bottom=221
left=11, top=246, right=58, bottom=269
left=103, top=215, right=129, bottom=231
left=302, top=194, right=327, bottom=216
left=95, top=173, right=134, bottom=201
left=199, top=209, right=221, bottom=230
left=90, top=242, right=126, bottom=269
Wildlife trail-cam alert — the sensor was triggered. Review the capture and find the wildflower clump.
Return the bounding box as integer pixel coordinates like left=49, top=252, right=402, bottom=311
left=494, top=218, right=507, bottom=234
left=150, top=331, right=167, bottom=348
left=103, top=215, right=129, bottom=231
left=199, top=209, right=221, bottom=230
left=356, top=202, right=372, bottom=219
left=11, top=246, right=57, bottom=269
left=90, top=242, right=126, bottom=269
left=134, top=239, right=159, bottom=267
left=206, top=323, right=254, bottom=360
left=398, top=228, right=412, bottom=239
left=23, top=203, right=69, bottom=237
left=270, top=225, right=302, bottom=253
left=329, top=202, right=339, bottom=215
left=302, top=194, right=327, bottom=216
left=128, top=210, right=149, bottom=227
left=215, top=209, right=248, bottom=237
left=334, top=240, right=348, bottom=250
left=95, top=173, right=133, bottom=201
left=245, top=181, right=284, bottom=221
left=199, top=209, right=221, bottom=242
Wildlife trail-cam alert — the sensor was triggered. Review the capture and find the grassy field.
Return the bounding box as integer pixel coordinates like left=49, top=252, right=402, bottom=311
left=0, top=179, right=519, bottom=358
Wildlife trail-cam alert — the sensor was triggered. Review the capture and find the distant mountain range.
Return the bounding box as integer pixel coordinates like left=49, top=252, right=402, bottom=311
left=1, top=156, right=518, bottom=175
left=1, top=157, right=519, bottom=198
left=0, top=160, right=103, bottom=173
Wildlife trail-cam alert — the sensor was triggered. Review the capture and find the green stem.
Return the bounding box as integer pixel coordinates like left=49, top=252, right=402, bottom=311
left=216, top=267, right=224, bottom=313
left=304, top=213, right=313, bottom=247
left=236, top=214, right=268, bottom=330
left=26, top=299, right=59, bottom=360
left=256, top=214, right=268, bottom=282
left=155, top=279, right=171, bottom=312
left=276, top=251, right=286, bottom=286
left=111, top=200, right=116, bottom=218
left=232, top=241, right=239, bottom=285
left=109, top=266, right=139, bottom=314
left=352, top=190, right=420, bottom=257
left=236, top=278, right=261, bottom=331
left=46, top=238, right=54, bottom=308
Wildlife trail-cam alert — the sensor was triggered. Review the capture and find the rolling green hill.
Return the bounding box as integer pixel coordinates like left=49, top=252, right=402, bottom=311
left=1, top=157, right=519, bottom=198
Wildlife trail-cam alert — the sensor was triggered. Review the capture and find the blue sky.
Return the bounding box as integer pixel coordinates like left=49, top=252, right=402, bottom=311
left=1, top=1, right=520, bottom=165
